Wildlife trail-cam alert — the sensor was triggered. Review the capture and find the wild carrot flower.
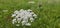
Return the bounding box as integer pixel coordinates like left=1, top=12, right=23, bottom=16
left=12, top=9, right=37, bottom=26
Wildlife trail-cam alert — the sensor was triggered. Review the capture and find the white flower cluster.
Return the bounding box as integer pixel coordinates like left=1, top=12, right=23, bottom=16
left=12, top=9, right=37, bottom=26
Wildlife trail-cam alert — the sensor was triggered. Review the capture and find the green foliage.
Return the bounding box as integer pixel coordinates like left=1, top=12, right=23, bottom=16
left=0, top=0, right=60, bottom=28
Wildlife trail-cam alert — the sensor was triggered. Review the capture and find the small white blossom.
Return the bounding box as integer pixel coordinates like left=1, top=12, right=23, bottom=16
left=27, top=9, right=32, bottom=12
left=33, top=14, right=37, bottom=16
left=12, top=19, right=17, bottom=24
left=11, top=14, right=16, bottom=17
left=14, top=10, right=19, bottom=14
left=16, top=24, right=20, bottom=26
left=19, top=9, right=24, bottom=12
left=30, top=18, right=34, bottom=22
left=22, top=21, right=27, bottom=26
left=25, top=23, right=31, bottom=26
left=12, top=9, right=37, bottom=26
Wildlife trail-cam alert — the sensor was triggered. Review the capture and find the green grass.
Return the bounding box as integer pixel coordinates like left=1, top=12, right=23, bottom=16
left=0, top=0, right=60, bottom=28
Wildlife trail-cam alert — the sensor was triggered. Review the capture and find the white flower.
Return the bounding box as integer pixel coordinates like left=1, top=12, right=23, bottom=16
left=16, top=24, right=20, bottom=26
left=30, top=18, right=34, bottom=22
left=19, top=9, right=24, bottom=12
left=17, top=18, right=22, bottom=23
left=14, top=10, right=19, bottom=14
left=12, top=9, right=37, bottom=26
left=11, top=14, right=16, bottom=17
left=12, top=19, right=17, bottom=24
left=27, top=9, right=32, bottom=12
left=22, top=21, right=27, bottom=26
left=25, top=23, right=31, bottom=26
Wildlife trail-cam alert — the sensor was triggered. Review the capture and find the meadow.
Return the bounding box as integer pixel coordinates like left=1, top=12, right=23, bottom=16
left=0, top=0, right=60, bottom=28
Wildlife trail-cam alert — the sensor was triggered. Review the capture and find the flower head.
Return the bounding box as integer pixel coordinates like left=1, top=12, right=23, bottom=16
left=12, top=9, right=37, bottom=26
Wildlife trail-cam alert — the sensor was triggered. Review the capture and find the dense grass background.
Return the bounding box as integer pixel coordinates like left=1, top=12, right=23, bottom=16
left=0, top=0, right=60, bottom=28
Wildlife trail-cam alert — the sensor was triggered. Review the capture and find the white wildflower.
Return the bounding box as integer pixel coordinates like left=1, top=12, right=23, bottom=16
left=12, top=9, right=37, bottom=26
left=11, top=14, right=16, bottom=17
left=30, top=18, right=34, bottom=22
left=25, top=23, right=31, bottom=26
left=22, top=21, right=27, bottom=26
left=27, top=9, right=32, bottom=12
left=19, top=9, right=24, bottom=12
left=16, top=24, right=20, bottom=26
left=12, top=19, right=17, bottom=24
left=14, top=10, right=19, bottom=14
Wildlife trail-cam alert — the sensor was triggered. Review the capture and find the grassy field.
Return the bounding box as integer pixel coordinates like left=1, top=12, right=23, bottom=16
left=0, top=0, right=60, bottom=28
